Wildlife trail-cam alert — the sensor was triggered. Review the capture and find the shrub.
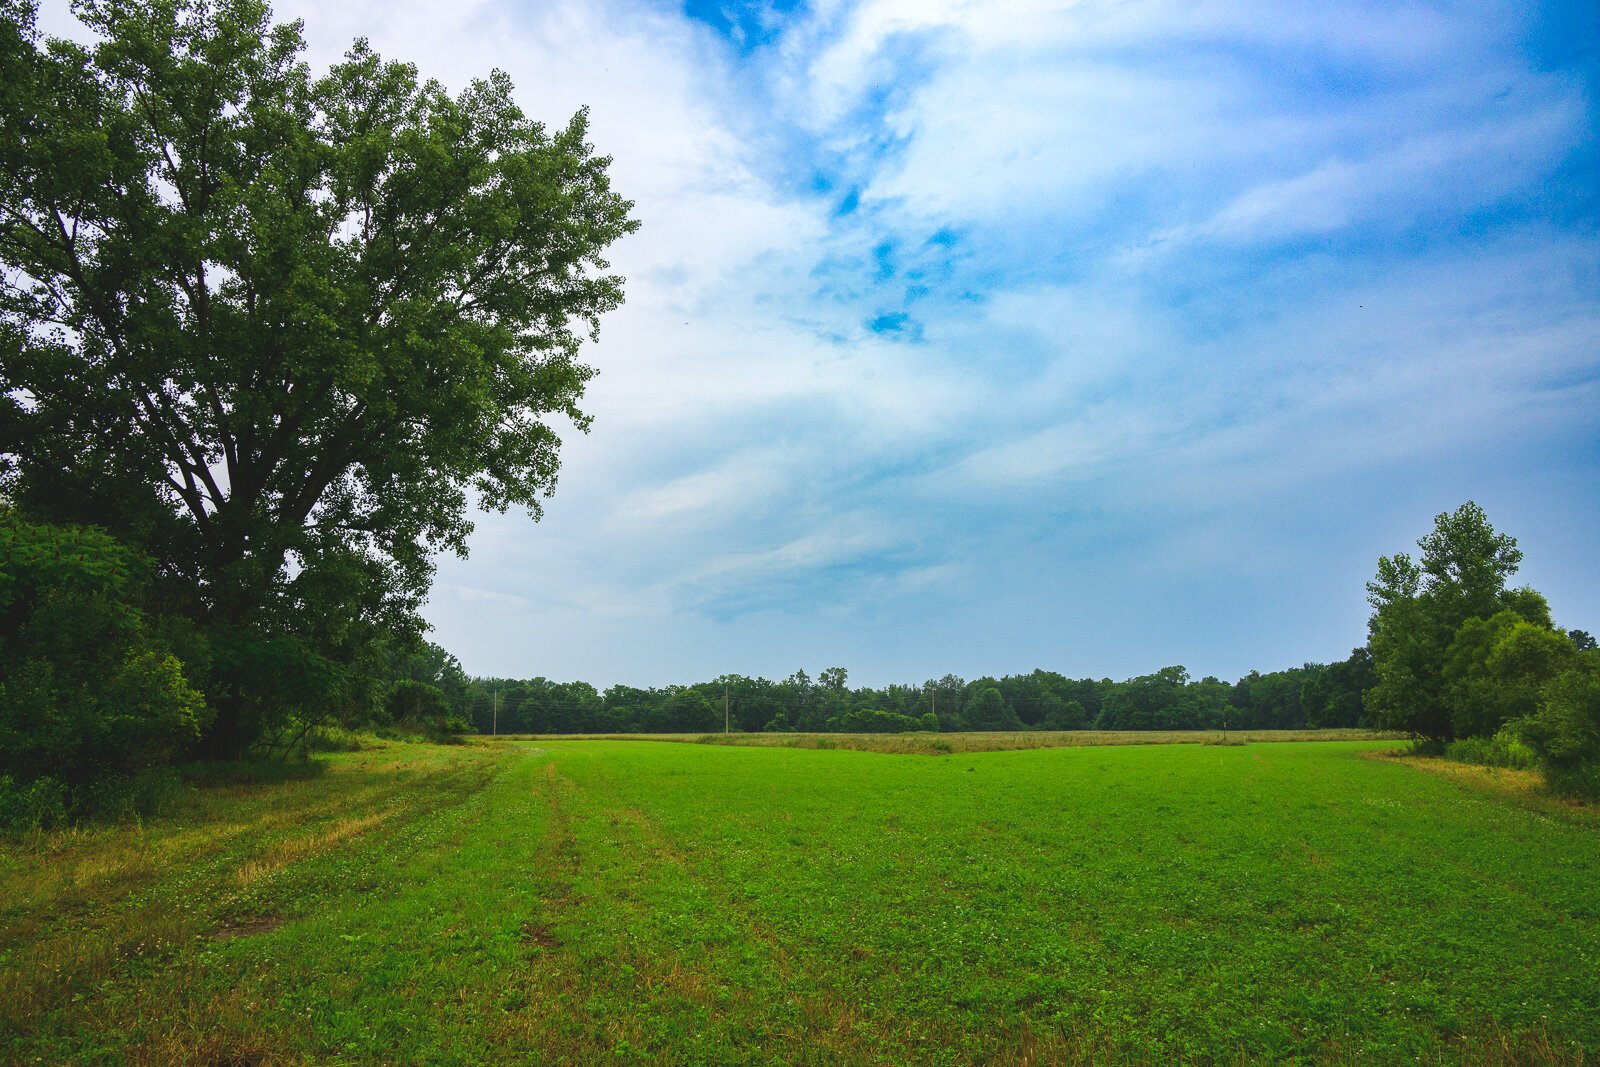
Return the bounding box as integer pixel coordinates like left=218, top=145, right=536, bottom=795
left=76, top=769, right=183, bottom=822
left=0, top=774, right=68, bottom=834
left=302, top=724, right=367, bottom=753
left=830, top=708, right=925, bottom=733
left=1510, top=662, right=1600, bottom=797
left=1444, top=732, right=1538, bottom=770
left=0, top=515, right=208, bottom=785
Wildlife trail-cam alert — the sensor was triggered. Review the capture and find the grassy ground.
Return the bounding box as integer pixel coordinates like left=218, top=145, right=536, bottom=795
left=2, top=737, right=1596, bottom=1064
left=537, top=727, right=1402, bottom=755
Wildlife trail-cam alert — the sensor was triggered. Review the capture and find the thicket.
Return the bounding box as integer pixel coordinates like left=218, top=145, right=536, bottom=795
left=1365, top=503, right=1600, bottom=795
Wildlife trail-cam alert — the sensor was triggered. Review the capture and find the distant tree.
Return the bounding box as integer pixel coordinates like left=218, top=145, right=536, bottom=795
left=1097, top=666, right=1221, bottom=730
left=1301, top=649, right=1374, bottom=728
left=715, top=674, right=782, bottom=731
left=963, top=686, right=1023, bottom=731
left=1365, top=503, right=1530, bottom=739
left=666, top=689, right=718, bottom=733
left=1041, top=699, right=1089, bottom=731
left=1245, top=669, right=1307, bottom=729
left=383, top=641, right=471, bottom=723
left=781, top=670, right=827, bottom=730
left=1228, top=671, right=1260, bottom=726
left=387, top=680, right=447, bottom=723
left=818, top=666, right=851, bottom=722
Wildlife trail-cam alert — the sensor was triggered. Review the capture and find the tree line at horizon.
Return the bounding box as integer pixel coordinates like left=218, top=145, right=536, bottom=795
left=408, top=654, right=1376, bottom=738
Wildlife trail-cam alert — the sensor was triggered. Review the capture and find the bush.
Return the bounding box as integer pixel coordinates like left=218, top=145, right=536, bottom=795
left=76, top=769, right=183, bottom=822
left=828, top=708, right=925, bottom=733
left=372, top=717, right=471, bottom=745
left=1510, top=662, right=1600, bottom=797
left=1543, top=761, right=1600, bottom=798
left=0, top=515, right=207, bottom=784
left=302, top=724, right=367, bottom=752
left=1444, top=732, right=1539, bottom=770
left=0, top=774, right=68, bottom=834
left=178, top=759, right=327, bottom=788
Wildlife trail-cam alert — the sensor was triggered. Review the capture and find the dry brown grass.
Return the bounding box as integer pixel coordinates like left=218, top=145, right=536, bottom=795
left=1376, top=751, right=1600, bottom=828
left=233, top=808, right=393, bottom=885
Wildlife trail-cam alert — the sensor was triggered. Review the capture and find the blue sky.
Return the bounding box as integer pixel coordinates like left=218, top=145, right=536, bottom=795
left=43, top=0, right=1600, bottom=687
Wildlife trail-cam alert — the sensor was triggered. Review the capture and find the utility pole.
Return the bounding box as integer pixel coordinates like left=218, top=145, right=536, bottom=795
left=492, top=688, right=499, bottom=736
left=724, top=685, right=730, bottom=734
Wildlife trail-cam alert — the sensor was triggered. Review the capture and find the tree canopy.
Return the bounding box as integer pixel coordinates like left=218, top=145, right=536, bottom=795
left=0, top=0, right=637, bottom=753
left=1363, top=502, right=1523, bottom=739
left=1361, top=501, right=1598, bottom=760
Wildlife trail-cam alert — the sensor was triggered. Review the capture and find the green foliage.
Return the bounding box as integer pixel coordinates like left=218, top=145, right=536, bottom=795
left=1442, top=605, right=1576, bottom=739
left=962, top=685, right=1023, bottom=730
left=298, top=723, right=367, bottom=753
left=0, top=773, right=68, bottom=833
left=1443, top=730, right=1539, bottom=771
left=387, top=680, right=449, bottom=724
left=1096, top=666, right=1226, bottom=730
left=827, top=707, right=926, bottom=733
left=1510, top=657, right=1600, bottom=796
left=1301, top=648, right=1374, bottom=728
left=1365, top=503, right=1547, bottom=740
left=457, top=658, right=1374, bottom=737
left=0, top=513, right=207, bottom=783
left=75, top=768, right=185, bottom=822
left=0, top=0, right=636, bottom=757
left=1039, top=699, right=1088, bottom=730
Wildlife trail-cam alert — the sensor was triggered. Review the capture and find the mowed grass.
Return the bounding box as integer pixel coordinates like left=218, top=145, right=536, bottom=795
left=2, top=739, right=1597, bottom=1064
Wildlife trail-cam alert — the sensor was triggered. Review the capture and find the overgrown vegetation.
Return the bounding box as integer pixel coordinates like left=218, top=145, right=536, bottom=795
left=1365, top=502, right=1600, bottom=794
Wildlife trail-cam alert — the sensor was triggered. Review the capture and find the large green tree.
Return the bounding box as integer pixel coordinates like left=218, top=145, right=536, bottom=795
left=1364, top=502, right=1529, bottom=739
left=0, top=0, right=637, bottom=753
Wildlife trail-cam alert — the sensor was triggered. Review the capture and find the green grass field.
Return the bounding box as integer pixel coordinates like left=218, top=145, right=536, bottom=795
left=2, top=738, right=1597, bottom=1064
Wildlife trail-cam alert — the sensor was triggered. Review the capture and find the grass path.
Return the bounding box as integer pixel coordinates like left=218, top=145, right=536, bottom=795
left=1, top=738, right=1596, bottom=1064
